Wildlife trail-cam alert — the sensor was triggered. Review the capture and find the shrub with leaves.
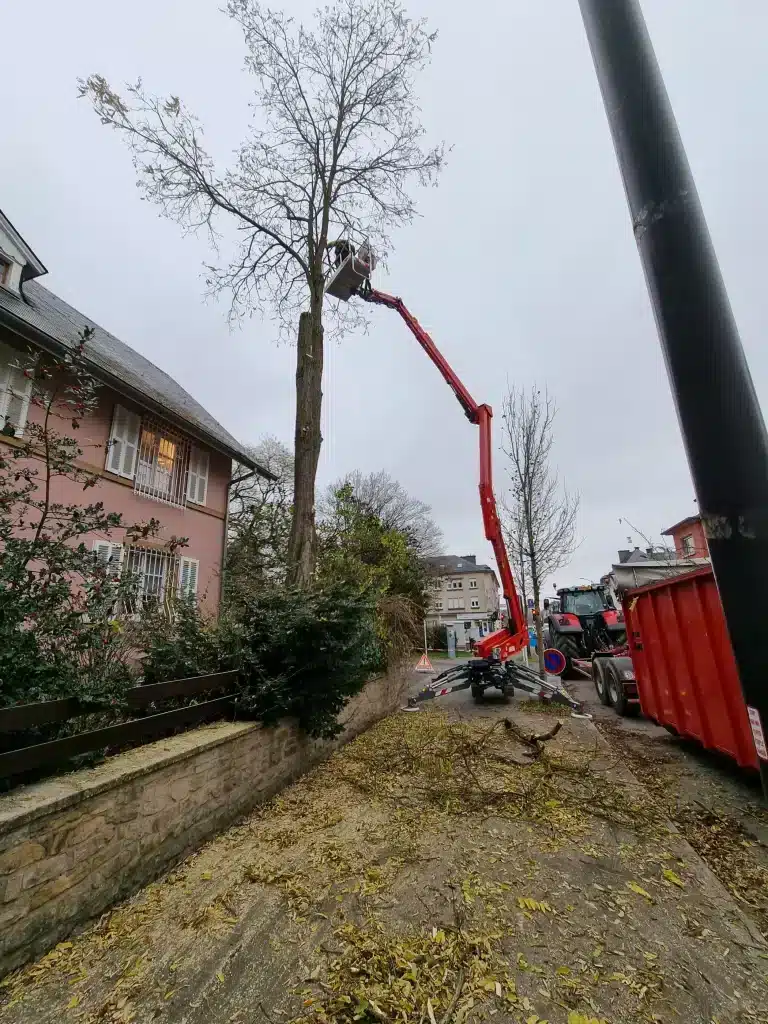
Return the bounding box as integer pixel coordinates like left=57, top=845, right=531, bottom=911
left=233, top=582, right=379, bottom=738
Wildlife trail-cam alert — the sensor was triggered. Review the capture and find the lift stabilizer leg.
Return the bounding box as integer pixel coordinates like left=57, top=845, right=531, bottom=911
left=406, top=659, right=582, bottom=712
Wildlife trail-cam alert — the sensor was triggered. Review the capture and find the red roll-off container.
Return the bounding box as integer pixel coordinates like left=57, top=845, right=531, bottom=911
left=623, top=566, right=759, bottom=770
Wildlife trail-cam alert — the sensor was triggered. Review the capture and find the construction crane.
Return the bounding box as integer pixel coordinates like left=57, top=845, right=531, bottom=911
left=325, top=251, right=580, bottom=711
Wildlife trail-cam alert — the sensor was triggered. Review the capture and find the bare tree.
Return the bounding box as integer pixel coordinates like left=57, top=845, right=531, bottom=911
left=79, top=0, right=444, bottom=586
left=319, top=469, right=443, bottom=557
left=227, top=436, right=294, bottom=597
left=501, top=386, right=579, bottom=678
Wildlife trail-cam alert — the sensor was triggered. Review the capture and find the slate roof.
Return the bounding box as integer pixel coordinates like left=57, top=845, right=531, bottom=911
left=425, top=555, right=495, bottom=575
left=0, top=279, right=269, bottom=476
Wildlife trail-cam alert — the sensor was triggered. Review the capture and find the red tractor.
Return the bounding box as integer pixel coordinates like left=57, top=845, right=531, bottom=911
left=545, top=584, right=627, bottom=676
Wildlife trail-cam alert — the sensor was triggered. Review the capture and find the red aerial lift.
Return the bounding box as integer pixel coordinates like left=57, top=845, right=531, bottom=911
left=325, top=252, right=580, bottom=710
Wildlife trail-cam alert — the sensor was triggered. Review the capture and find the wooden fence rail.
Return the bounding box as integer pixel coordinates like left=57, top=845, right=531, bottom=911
left=0, top=670, right=240, bottom=781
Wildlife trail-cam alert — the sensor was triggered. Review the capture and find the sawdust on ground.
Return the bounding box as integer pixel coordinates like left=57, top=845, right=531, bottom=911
left=2, top=704, right=767, bottom=1024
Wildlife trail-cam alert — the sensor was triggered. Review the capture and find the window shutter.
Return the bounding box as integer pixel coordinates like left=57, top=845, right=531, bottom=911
left=106, top=405, right=141, bottom=479
left=178, top=557, right=199, bottom=601
left=0, top=345, right=33, bottom=435
left=94, top=541, right=123, bottom=576
left=187, top=448, right=209, bottom=505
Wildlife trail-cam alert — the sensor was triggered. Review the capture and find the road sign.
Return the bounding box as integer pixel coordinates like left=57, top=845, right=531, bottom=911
left=415, top=653, right=434, bottom=673
left=544, top=648, right=567, bottom=676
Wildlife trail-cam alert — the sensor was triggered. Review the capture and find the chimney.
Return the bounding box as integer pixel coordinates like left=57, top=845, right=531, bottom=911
left=618, top=549, right=630, bottom=563
left=461, top=555, right=476, bottom=565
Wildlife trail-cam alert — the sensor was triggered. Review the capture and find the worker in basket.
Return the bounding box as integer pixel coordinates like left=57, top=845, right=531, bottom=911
left=332, top=238, right=355, bottom=267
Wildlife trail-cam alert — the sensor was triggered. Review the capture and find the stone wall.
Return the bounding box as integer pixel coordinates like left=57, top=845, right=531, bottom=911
left=0, top=668, right=407, bottom=977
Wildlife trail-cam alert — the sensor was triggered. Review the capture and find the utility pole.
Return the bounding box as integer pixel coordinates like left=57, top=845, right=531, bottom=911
left=578, top=0, right=768, bottom=796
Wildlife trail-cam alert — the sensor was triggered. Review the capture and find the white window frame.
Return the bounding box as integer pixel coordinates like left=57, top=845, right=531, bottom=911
left=106, top=404, right=141, bottom=480
left=178, top=557, right=200, bottom=602
left=450, top=579, right=463, bottom=590
left=681, top=534, right=695, bottom=556
left=0, top=343, right=33, bottom=437
left=448, top=597, right=465, bottom=611
left=468, top=579, right=478, bottom=590
left=470, top=598, right=480, bottom=609
left=187, top=446, right=209, bottom=506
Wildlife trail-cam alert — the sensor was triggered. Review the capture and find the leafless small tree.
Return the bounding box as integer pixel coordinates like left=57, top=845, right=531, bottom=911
left=79, top=0, right=444, bottom=586
left=227, top=436, right=294, bottom=597
left=501, top=386, right=579, bottom=678
left=319, top=469, right=443, bottom=557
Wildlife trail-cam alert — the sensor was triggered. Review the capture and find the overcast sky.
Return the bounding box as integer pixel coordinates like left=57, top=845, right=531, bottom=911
left=4, top=0, right=768, bottom=593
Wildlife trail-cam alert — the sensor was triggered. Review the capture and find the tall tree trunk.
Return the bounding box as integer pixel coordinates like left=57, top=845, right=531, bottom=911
left=527, top=520, right=546, bottom=680
left=286, top=297, right=324, bottom=587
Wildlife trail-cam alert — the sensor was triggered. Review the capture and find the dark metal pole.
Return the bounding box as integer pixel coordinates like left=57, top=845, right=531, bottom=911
left=578, top=0, right=768, bottom=794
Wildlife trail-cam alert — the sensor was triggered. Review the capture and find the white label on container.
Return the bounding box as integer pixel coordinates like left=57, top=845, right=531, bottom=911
left=747, top=705, right=768, bottom=760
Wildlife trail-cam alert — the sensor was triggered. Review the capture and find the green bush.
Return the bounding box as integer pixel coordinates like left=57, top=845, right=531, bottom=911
left=234, top=582, right=379, bottom=738
left=139, top=600, right=242, bottom=684
left=139, top=582, right=379, bottom=739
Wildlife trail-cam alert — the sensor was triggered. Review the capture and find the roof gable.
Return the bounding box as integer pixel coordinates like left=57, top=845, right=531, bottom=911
left=0, top=211, right=47, bottom=282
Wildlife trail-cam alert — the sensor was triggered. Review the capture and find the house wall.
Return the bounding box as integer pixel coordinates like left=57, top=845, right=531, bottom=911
left=1, top=333, right=229, bottom=612
left=669, top=519, right=709, bottom=560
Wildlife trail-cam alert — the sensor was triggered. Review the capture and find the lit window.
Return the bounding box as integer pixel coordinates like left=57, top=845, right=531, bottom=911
left=0, top=343, right=33, bottom=437
left=135, top=420, right=189, bottom=508
left=681, top=534, right=695, bottom=556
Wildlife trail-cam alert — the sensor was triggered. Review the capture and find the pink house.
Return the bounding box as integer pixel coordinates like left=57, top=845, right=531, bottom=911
left=0, top=209, right=270, bottom=614
left=662, top=513, right=710, bottom=561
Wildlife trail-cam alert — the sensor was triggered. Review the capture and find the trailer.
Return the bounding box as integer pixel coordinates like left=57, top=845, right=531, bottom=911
left=579, top=567, right=761, bottom=771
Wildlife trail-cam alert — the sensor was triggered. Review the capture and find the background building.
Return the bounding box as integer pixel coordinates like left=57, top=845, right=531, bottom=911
left=424, top=554, right=500, bottom=648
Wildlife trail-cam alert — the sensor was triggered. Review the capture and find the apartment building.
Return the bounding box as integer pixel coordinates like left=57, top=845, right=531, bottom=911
left=0, top=208, right=271, bottom=613
left=424, top=554, right=500, bottom=647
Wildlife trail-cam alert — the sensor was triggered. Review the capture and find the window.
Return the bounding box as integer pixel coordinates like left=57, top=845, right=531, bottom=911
left=470, top=598, right=480, bottom=609
left=0, top=343, right=32, bottom=437
left=107, top=406, right=193, bottom=509
left=468, top=579, right=478, bottom=590
left=187, top=447, right=209, bottom=505
left=449, top=579, right=463, bottom=590
left=136, top=421, right=189, bottom=507
left=681, top=534, right=695, bottom=557
left=0, top=257, right=11, bottom=288
left=434, top=600, right=443, bottom=611
left=106, top=404, right=141, bottom=479
left=94, top=542, right=199, bottom=613
left=178, top=557, right=199, bottom=601
left=448, top=597, right=465, bottom=610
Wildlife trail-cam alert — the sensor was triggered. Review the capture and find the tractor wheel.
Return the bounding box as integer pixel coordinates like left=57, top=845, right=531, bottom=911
left=471, top=683, right=484, bottom=703
left=593, top=658, right=612, bottom=706
left=553, top=636, right=580, bottom=679
left=605, top=661, right=636, bottom=717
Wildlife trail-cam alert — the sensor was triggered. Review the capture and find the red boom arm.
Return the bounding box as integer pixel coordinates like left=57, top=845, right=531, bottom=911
left=361, top=288, right=528, bottom=660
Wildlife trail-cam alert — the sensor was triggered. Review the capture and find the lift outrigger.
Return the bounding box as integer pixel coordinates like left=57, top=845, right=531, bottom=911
left=325, top=250, right=581, bottom=712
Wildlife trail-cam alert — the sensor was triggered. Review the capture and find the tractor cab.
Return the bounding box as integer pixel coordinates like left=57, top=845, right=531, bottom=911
left=546, top=583, right=627, bottom=676
left=324, top=240, right=376, bottom=301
